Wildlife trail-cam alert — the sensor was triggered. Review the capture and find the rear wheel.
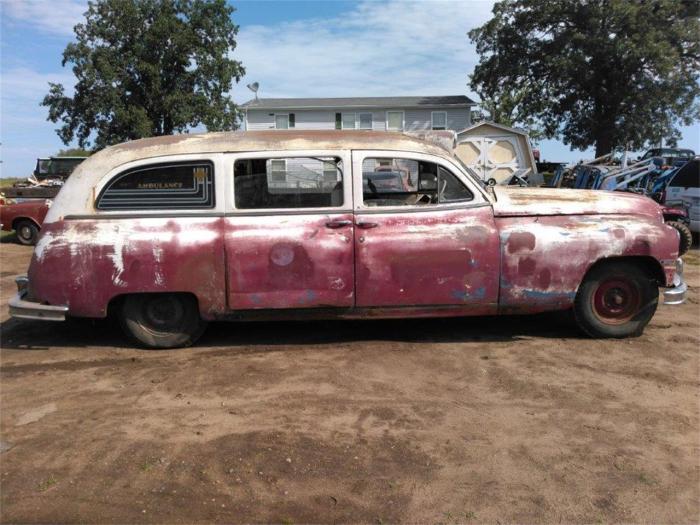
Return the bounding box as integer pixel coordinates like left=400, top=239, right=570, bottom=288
left=573, top=261, right=658, bottom=338
left=119, top=294, right=207, bottom=349
left=15, top=220, right=39, bottom=246
left=666, top=220, right=692, bottom=256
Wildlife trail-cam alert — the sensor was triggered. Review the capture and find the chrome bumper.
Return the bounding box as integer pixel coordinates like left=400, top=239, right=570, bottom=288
left=663, top=258, right=688, bottom=305
left=8, top=276, right=68, bottom=321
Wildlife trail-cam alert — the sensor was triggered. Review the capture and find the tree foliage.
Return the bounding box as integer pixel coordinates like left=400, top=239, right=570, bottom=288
left=474, top=89, right=545, bottom=143
left=469, top=0, right=700, bottom=156
left=56, top=148, right=92, bottom=157
left=43, top=0, right=245, bottom=149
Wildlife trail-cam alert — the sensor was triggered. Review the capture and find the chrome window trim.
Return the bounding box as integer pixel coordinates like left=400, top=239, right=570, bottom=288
left=63, top=211, right=225, bottom=221
left=354, top=201, right=492, bottom=215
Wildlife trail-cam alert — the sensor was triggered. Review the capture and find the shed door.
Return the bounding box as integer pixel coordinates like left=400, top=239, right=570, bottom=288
left=456, top=136, right=524, bottom=184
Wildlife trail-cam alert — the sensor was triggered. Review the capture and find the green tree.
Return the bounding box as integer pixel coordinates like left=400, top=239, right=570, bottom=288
left=43, top=0, right=245, bottom=150
left=56, top=148, right=92, bottom=157
left=474, top=89, right=544, bottom=143
left=469, top=0, right=700, bottom=157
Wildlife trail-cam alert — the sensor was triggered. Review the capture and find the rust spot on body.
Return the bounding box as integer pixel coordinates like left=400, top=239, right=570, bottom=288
left=518, top=257, right=537, bottom=275
left=507, top=232, right=536, bottom=254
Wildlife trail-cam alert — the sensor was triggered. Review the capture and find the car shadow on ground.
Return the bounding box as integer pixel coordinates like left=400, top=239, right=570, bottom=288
left=0, top=310, right=586, bottom=353
left=0, top=232, right=19, bottom=244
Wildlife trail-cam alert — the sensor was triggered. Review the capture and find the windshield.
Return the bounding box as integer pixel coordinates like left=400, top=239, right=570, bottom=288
left=36, top=158, right=85, bottom=177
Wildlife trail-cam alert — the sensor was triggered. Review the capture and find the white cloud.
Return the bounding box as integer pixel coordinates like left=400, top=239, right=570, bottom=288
left=3, top=0, right=86, bottom=37
left=232, top=0, right=495, bottom=102
left=1, top=67, right=77, bottom=177
left=1, top=66, right=75, bottom=136
left=2, top=67, right=74, bottom=105
left=0, top=0, right=498, bottom=177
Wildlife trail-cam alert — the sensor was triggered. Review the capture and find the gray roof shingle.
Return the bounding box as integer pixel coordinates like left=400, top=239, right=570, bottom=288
left=241, top=95, right=475, bottom=109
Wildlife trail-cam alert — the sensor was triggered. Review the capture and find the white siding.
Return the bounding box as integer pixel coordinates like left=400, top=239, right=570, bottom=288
left=295, top=110, right=336, bottom=130
left=246, top=110, right=275, bottom=130
left=245, top=107, right=471, bottom=132
left=401, top=108, right=470, bottom=132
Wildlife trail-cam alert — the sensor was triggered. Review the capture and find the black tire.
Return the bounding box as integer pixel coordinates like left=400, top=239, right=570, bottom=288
left=119, top=294, right=207, bottom=349
left=573, top=261, right=658, bottom=338
left=15, top=220, right=39, bottom=246
left=666, top=220, right=692, bottom=256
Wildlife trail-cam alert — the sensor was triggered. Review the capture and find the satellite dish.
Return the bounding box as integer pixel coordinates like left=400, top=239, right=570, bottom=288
left=246, top=82, right=259, bottom=100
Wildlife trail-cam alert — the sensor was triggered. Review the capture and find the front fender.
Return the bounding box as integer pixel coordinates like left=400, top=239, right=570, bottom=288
left=496, top=215, right=678, bottom=314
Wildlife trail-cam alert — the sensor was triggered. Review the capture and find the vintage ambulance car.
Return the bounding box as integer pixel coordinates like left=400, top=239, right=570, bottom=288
left=9, top=131, right=686, bottom=348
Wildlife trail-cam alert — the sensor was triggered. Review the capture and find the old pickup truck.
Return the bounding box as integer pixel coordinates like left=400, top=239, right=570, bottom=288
left=9, top=131, right=686, bottom=348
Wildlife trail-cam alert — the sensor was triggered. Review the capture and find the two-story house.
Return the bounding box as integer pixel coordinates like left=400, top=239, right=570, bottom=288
left=240, top=95, right=476, bottom=132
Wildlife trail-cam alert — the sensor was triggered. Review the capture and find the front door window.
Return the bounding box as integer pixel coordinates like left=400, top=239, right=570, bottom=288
left=361, top=157, right=472, bottom=207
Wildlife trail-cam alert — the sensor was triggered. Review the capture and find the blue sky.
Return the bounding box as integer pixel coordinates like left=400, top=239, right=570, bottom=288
left=1, top=0, right=698, bottom=178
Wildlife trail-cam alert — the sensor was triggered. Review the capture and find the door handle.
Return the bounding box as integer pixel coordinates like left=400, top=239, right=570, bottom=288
left=325, top=219, right=352, bottom=229
left=356, top=221, right=378, bottom=229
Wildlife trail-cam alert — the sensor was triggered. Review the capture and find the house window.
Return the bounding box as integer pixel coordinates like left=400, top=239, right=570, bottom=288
left=275, top=114, right=289, bottom=129
left=269, top=159, right=287, bottom=182
left=342, top=113, right=356, bottom=130
left=234, top=157, right=344, bottom=209
left=432, top=111, right=447, bottom=130
left=322, top=160, right=338, bottom=183
left=386, top=111, right=404, bottom=131
left=96, top=161, right=215, bottom=210
left=358, top=113, right=373, bottom=130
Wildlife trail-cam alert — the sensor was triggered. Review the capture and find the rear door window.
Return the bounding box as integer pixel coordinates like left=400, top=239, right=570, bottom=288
left=234, top=157, right=344, bottom=209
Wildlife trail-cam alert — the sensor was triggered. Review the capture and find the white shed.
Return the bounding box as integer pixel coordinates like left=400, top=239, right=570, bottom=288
left=455, top=122, right=538, bottom=185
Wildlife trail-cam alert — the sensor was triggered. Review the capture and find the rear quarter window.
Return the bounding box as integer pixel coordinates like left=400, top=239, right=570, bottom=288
left=96, top=161, right=215, bottom=210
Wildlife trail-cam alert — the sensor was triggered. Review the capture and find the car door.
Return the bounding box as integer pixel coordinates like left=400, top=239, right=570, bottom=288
left=224, top=151, right=355, bottom=310
left=352, top=150, right=500, bottom=311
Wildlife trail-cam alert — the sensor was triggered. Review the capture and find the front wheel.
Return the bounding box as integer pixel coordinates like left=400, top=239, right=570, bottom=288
left=573, top=262, right=658, bottom=338
left=119, top=294, right=207, bottom=349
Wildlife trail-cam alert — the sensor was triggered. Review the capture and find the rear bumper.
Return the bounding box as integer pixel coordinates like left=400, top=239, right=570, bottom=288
left=8, top=276, right=68, bottom=321
left=663, top=258, right=688, bottom=305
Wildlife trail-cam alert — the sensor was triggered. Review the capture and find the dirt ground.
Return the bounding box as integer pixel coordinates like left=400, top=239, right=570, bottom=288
left=0, top=241, right=699, bottom=524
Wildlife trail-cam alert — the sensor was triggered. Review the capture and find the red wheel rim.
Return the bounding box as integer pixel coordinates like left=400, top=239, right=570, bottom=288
left=591, top=277, right=641, bottom=325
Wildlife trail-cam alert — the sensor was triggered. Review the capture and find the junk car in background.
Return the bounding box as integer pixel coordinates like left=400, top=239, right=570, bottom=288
left=9, top=131, right=686, bottom=348
left=0, top=199, right=51, bottom=245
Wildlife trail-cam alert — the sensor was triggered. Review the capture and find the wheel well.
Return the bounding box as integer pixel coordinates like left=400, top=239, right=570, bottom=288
left=584, top=256, right=666, bottom=286
left=106, top=292, right=202, bottom=318
left=11, top=217, right=39, bottom=231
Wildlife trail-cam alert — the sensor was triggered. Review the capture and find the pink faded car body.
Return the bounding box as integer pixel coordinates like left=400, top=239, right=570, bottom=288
left=9, top=131, right=686, bottom=340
